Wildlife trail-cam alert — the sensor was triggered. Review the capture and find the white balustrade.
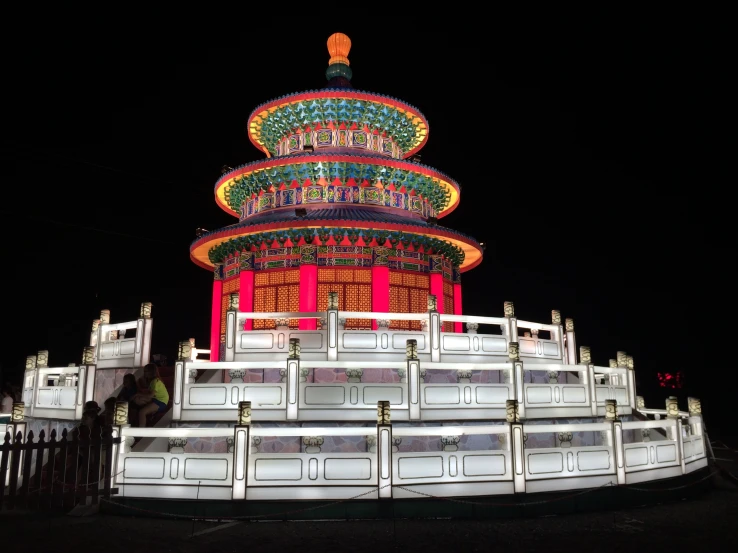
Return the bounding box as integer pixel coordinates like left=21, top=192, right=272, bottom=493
left=110, top=414, right=707, bottom=501
left=95, top=317, right=152, bottom=368
left=28, top=365, right=95, bottom=420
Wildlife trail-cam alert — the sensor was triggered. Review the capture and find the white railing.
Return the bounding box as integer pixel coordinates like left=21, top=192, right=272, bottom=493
left=95, top=317, right=153, bottom=369
left=24, top=365, right=95, bottom=420
left=106, top=412, right=708, bottom=501
left=173, top=350, right=635, bottom=422
left=227, top=309, right=567, bottom=365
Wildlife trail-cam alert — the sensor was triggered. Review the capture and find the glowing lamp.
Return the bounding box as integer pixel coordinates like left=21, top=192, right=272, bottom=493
left=505, top=399, right=520, bottom=423
left=579, top=346, right=591, bottom=364
left=688, top=397, right=701, bottom=416
left=551, top=310, right=561, bottom=325
left=427, top=294, right=437, bottom=312
left=100, top=310, right=110, bottom=324
left=115, top=401, right=129, bottom=425
left=238, top=401, right=252, bottom=425
left=565, top=318, right=574, bottom=332
left=406, top=339, right=418, bottom=360
left=25, top=356, right=36, bottom=370
left=140, top=302, right=153, bottom=319
left=377, top=400, right=391, bottom=425
left=605, top=399, right=618, bottom=421
left=12, top=402, right=24, bottom=422
left=327, top=32, right=351, bottom=66
left=508, top=342, right=520, bottom=361
left=82, top=346, right=95, bottom=364
left=503, top=301, right=515, bottom=318
left=288, top=338, right=301, bottom=359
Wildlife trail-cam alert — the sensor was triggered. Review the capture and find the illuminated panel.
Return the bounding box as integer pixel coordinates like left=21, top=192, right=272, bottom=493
left=389, top=270, right=428, bottom=331
left=220, top=277, right=240, bottom=344
left=253, top=269, right=300, bottom=329
left=317, top=269, right=372, bottom=329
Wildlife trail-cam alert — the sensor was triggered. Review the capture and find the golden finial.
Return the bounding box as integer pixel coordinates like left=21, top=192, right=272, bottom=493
left=327, top=32, right=351, bottom=66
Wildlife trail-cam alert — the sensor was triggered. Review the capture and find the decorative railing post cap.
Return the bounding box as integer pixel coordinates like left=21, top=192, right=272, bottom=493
left=82, top=346, right=95, bottom=364
left=609, top=359, right=618, bottom=368
left=238, top=401, right=252, bottom=425
left=626, top=355, right=634, bottom=370
left=508, top=342, right=520, bottom=360
left=505, top=399, right=520, bottom=423
left=140, top=302, right=153, bottom=318
left=687, top=397, right=702, bottom=415
left=405, top=339, right=418, bottom=359
left=377, top=400, right=391, bottom=424
left=100, top=309, right=111, bottom=324
left=11, top=402, right=25, bottom=422
left=114, top=401, right=129, bottom=425
left=551, top=310, right=561, bottom=325
left=604, top=399, right=618, bottom=420
left=427, top=294, right=437, bottom=312
left=288, top=338, right=301, bottom=358
left=228, top=293, right=239, bottom=311
left=503, top=301, right=515, bottom=318
left=636, top=396, right=645, bottom=409
left=25, top=355, right=37, bottom=370
left=177, top=341, right=193, bottom=361
left=327, top=291, right=339, bottom=310
left=579, top=346, right=591, bottom=364
left=91, top=319, right=101, bottom=331
left=565, top=318, right=574, bottom=331
left=665, top=396, right=679, bottom=418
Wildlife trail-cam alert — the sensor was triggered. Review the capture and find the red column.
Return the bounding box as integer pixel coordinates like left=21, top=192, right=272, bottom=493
left=239, top=268, right=255, bottom=331
left=299, top=264, right=318, bottom=330
left=371, top=266, right=389, bottom=330
left=210, top=264, right=223, bottom=361
left=453, top=283, right=463, bottom=333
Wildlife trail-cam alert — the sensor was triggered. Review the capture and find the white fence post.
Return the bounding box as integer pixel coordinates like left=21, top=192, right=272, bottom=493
left=173, top=361, right=185, bottom=421
left=509, top=343, right=525, bottom=420
left=626, top=355, right=636, bottom=410
left=666, top=396, right=685, bottom=474
left=565, top=318, right=577, bottom=365
left=232, top=401, right=251, bottom=500
left=327, top=292, right=339, bottom=361
left=587, top=363, right=598, bottom=416
left=286, top=338, right=300, bottom=420
left=377, top=400, right=392, bottom=499
left=606, top=400, right=626, bottom=485
left=428, top=295, right=441, bottom=363
left=406, top=340, right=421, bottom=421
left=507, top=400, right=525, bottom=493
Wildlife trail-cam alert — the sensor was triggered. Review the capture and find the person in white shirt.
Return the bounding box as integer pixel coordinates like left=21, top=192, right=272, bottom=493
left=1, top=384, right=14, bottom=413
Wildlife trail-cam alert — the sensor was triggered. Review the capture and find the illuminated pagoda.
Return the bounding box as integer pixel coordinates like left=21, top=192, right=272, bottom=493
left=189, top=33, right=483, bottom=361
left=7, top=32, right=708, bottom=512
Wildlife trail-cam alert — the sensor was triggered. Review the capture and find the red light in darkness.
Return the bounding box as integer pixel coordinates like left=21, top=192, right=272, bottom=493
left=657, top=372, right=684, bottom=389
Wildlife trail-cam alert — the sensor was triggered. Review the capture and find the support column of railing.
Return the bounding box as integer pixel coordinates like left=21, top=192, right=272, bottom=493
left=377, top=400, right=392, bottom=499
left=626, top=355, right=636, bottom=410
left=112, top=401, right=130, bottom=492
left=327, top=292, right=339, bottom=361
left=504, top=301, right=517, bottom=354
left=507, top=399, right=525, bottom=493
left=5, top=403, right=28, bottom=486
left=580, top=346, right=599, bottom=417
left=606, top=399, right=626, bottom=485
left=509, top=342, right=525, bottom=420
left=428, top=295, right=441, bottom=363
left=286, top=339, right=300, bottom=420
left=666, top=396, right=686, bottom=474
left=565, top=318, right=577, bottom=365
left=24, top=356, right=37, bottom=418
left=172, top=351, right=186, bottom=422
left=552, top=310, right=565, bottom=362
left=687, top=397, right=704, bottom=458
left=133, top=305, right=154, bottom=367
left=406, top=340, right=421, bottom=420
left=233, top=401, right=251, bottom=500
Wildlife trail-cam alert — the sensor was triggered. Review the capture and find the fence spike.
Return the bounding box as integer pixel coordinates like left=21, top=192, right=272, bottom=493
left=38, top=429, right=46, bottom=441
left=26, top=430, right=34, bottom=443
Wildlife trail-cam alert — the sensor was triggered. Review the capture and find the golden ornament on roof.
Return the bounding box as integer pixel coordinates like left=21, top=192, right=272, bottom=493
left=327, top=32, right=351, bottom=66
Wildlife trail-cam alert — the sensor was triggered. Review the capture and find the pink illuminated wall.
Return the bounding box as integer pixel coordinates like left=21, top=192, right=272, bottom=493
left=453, top=283, right=463, bottom=333
left=239, top=270, right=255, bottom=331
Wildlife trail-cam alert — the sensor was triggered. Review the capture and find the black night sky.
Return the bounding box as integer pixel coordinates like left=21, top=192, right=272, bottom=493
left=1, top=22, right=730, bottom=431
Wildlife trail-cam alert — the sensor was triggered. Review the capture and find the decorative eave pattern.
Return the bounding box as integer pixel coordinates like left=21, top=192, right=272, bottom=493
left=246, top=89, right=429, bottom=159
left=216, top=152, right=460, bottom=218
left=190, top=208, right=483, bottom=272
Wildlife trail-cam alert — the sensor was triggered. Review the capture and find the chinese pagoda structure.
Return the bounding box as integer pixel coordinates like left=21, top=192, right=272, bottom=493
left=189, top=33, right=483, bottom=360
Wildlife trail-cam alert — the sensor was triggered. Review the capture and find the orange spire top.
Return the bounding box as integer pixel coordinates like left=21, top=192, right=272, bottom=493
left=327, top=32, right=351, bottom=66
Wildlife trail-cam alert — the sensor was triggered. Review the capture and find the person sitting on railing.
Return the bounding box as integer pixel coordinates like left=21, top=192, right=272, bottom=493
left=117, top=373, right=140, bottom=426
left=132, top=363, right=170, bottom=427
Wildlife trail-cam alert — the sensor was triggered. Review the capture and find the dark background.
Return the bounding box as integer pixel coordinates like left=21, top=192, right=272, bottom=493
left=1, top=21, right=730, bottom=431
